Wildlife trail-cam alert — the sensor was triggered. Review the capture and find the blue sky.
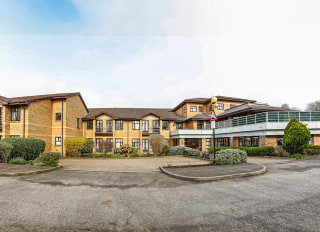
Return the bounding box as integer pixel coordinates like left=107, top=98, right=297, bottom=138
left=0, top=0, right=319, bottom=109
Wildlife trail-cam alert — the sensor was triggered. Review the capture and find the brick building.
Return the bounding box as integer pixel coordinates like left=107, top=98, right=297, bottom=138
left=1, top=92, right=319, bottom=156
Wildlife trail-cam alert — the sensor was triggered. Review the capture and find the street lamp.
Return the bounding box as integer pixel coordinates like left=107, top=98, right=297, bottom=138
left=211, top=96, right=217, bottom=165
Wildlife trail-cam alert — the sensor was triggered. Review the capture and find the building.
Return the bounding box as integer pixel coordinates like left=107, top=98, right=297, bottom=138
left=1, top=92, right=320, bottom=156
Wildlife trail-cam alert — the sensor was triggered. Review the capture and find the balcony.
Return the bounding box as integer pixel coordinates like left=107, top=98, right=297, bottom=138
left=142, top=127, right=160, bottom=136
left=215, top=112, right=320, bottom=136
left=170, top=129, right=213, bottom=138
left=95, top=127, right=113, bottom=136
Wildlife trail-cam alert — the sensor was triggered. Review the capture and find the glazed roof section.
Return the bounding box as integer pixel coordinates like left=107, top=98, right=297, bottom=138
left=217, top=103, right=298, bottom=119
left=171, top=96, right=257, bottom=112
left=82, top=108, right=186, bottom=121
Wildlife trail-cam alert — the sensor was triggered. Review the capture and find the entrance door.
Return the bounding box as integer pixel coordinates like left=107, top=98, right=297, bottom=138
left=185, top=138, right=201, bottom=150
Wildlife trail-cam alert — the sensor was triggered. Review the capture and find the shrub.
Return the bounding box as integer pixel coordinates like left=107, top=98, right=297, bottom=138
left=8, top=157, right=27, bottom=164
left=212, top=149, right=247, bottom=165
left=283, top=118, right=311, bottom=154
left=39, top=152, right=60, bottom=167
left=160, top=145, right=170, bottom=156
left=82, top=139, right=94, bottom=154
left=167, top=146, right=186, bottom=156
left=274, top=146, right=289, bottom=156
left=303, top=145, right=320, bottom=156
left=128, top=153, right=141, bottom=158
left=210, top=146, right=275, bottom=156
left=149, top=134, right=165, bottom=156
left=65, top=137, right=88, bottom=155
left=0, top=142, right=13, bottom=163
left=184, top=147, right=203, bottom=157
left=118, top=144, right=138, bottom=155
left=0, top=138, right=45, bottom=161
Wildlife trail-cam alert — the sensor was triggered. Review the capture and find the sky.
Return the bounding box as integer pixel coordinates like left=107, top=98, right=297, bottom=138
left=0, top=0, right=319, bottom=110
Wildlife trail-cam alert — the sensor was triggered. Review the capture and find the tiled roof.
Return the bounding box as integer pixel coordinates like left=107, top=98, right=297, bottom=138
left=185, top=113, right=211, bottom=121
left=1, top=92, right=89, bottom=113
left=172, top=96, right=256, bottom=112
left=6, top=92, right=81, bottom=103
left=217, top=103, right=298, bottom=119
left=83, top=108, right=186, bottom=121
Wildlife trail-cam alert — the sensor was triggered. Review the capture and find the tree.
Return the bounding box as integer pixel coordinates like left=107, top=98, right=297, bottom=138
left=102, top=140, right=113, bottom=154
left=0, top=142, right=13, bottom=163
left=281, top=103, right=290, bottom=109
left=149, top=134, right=165, bottom=156
left=283, top=118, right=311, bottom=154
left=65, top=137, right=88, bottom=156
left=305, top=100, right=320, bottom=111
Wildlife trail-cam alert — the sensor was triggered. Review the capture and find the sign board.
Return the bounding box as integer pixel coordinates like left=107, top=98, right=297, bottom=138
left=211, top=120, right=216, bottom=129
left=210, top=110, right=217, bottom=121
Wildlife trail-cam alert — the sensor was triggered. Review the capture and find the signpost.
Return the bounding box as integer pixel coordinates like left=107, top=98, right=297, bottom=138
left=210, top=97, right=218, bottom=164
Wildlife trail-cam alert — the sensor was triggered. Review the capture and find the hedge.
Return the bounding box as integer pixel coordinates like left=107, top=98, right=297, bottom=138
left=167, top=146, right=203, bottom=158
left=209, top=146, right=275, bottom=156
left=0, top=138, right=46, bottom=161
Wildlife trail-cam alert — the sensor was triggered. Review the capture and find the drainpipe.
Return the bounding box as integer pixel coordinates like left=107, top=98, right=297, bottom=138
left=61, top=100, right=64, bottom=156
left=23, top=105, right=26, bottom=138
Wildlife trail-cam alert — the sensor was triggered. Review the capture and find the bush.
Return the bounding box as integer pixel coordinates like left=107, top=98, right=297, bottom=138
left=82, top=139, right=94, bottom=154
left=274, top=146, right=289, bottom=156
left=212, top=149, right=247, bottom=165
left=65, top=137, right=89, bottom=155
left=166, top=146, right=203, bottom=157
left=0, top=142, right=13, bottom=163
left=283, top=118, right=311, bottom=154
left=8, top=157, right=27, bottom=164
left=102, top=140, right=113, bottom=154
left=0, top=138, right=46, bottom=161
left=160, top=145, right=170, bottom=156
left=39, top=152, right=60, bottom=167
left=210, top=146, right=275, bottom=156
left=303, top=145, right=320, bottom=156
left=118, top=144, right=138, bottom=155
left=149, top=134, right=165, bottom=156
left=167, top=146, right=186, bottom=156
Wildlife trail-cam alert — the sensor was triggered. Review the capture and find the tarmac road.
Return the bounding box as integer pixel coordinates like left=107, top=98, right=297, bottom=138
left=0, top=157, right=319, bottom=232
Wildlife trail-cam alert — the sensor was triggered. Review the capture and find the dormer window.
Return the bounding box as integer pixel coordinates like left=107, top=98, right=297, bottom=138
left=217, top=103, right=224, bottom=110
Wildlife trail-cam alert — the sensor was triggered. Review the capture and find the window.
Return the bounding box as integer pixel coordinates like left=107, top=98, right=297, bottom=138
left=190, top=106, right=197, bottom=112
left=115, top=138, right=123, bottom=148
left=106, top=138, right=113, bottom=152
left=132, top=138, right=140, bottom=149
left=55, top=137, right=61, bottom=146
left=10, top=135, right=20, bottom=138
left=142, top=120, right=149, bottom=132
left=56, top=113, right=61, bottom=121
left=183, top=106, right=187, bottom=113
left=199, top=106, right=204, bottom=112
left=96, top=120, right=103, bottom=132
left=239, top=137, right=245, bottom=147
left=252, top=137, right=259, bottom=147
left=197, top=121, right=204, bottom=129
left=115, top=120, right=123, bottom=130
left=87, top=120, right=93, bottom=130
left=209, top=105, right=212, bottom=111
left=132, top=120, right=140, bottom=130
left=142, top=139, right=149, bottom=151
left=162, top=120, right=169, bottom=130
left=153, top=120, right=160, bottom=133
left=96, top=138, right=103, bottom=152
left=176, top=122, right=183, bottom=129
left=206, top=138, right=211, bottom=149
left=11, top=106, right=20, bottom=121
left=206, top=120, right=211, bottom=129
left=107, top=120, right=113, bottom=132
left=217, top=103, right=224, bottom=110
left=217, top=138, right=224, bottom=147
left=77, top=118, right=80, bottom=129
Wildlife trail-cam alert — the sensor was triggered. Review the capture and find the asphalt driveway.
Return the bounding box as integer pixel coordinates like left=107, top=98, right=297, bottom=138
left=0, top=157, right=319, bottom=231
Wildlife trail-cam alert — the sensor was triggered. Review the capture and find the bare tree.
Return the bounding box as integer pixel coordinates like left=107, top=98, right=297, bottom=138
left=281, top=103, right=290, bottom=109
left=306, top=100, right=320, bottom=111
left=102, top=140, right=113, bottom=154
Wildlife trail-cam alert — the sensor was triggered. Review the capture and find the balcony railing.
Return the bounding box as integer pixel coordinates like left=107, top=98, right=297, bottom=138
left=95, top=127, right=113, bottom=136
left=142, top=127, right=160, bottom=136
left=216, top=111, right=320, bottom=129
